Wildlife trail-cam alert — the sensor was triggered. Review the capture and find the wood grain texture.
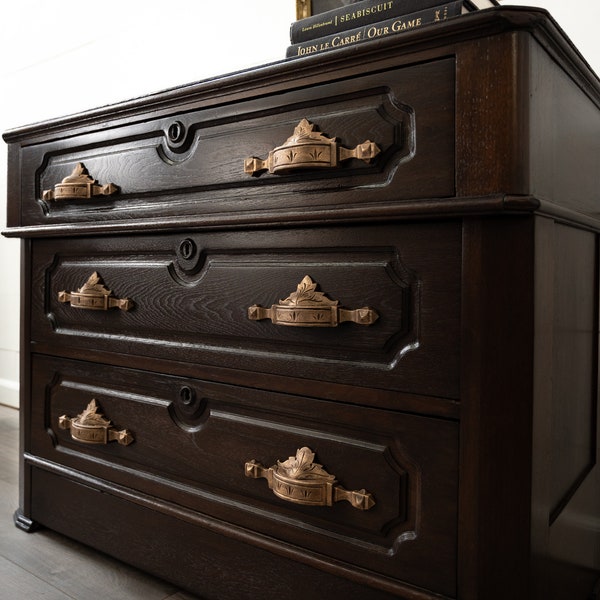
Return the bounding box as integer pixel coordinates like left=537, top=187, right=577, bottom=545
left=458, top=216, right=536, bottom=600
left=455, top=31, right=530, bottom=196
left=29, top=222, right=462, bottom=399
left=20, top=58, right=454, bottom=231
left=28, top=354, right=459, bottom=597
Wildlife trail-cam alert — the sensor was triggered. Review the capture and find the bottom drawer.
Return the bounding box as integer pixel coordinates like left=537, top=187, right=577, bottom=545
left=29, top=355, right=459, bottom=598
left=29, top=468, right=404, bottom=600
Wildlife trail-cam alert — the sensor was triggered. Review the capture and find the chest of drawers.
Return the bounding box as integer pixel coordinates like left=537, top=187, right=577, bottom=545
left=4, top=8, right=600, bottom=599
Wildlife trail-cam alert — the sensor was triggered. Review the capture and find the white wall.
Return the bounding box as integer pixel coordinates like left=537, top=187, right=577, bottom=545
left=0, top=1, right=599, bottom=408
left=506, top=0, right=600, bottom=73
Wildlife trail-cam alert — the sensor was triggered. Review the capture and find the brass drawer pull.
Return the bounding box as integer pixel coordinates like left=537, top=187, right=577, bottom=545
left=43, top=162, right=119, bottom=201
left=59, top=399, right=134, bottom=446
left=248, top=275, right=378, bottom=327
left=245, top=447, right=375, bottom=511
left=244, top=118, right=380, bottom=176
left=58, top=272, right=134, bottom=311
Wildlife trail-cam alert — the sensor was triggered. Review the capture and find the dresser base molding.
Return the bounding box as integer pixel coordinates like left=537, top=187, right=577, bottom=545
left=24, top=459, right=446, bottom=600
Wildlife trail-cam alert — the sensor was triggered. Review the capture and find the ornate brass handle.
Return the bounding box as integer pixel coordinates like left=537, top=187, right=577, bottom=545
left=43, top=162, right=119, bottom=201
left=244, top=118, right=380, bottom=176
left=245, top=447, right=375, bottom=510
left=248, top=275, right=378, bottom=327
left=58, top=272, right=134, bottom=311
left=59, top=399, right=134, bottom=446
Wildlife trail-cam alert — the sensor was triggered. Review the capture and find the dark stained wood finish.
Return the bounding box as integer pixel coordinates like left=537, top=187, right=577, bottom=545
left=29, top=223, right=461, bottom=399
left=23, top=58, right=454, bottom=230
left=530, top=218, right=600, bottom=600
left=458, top=216, right=536, bottom=599
left=455, top=32, right=530, bottom=196
left=3, top=8, right=600, bottom=600
left=29, top=355, right=459, bottom=597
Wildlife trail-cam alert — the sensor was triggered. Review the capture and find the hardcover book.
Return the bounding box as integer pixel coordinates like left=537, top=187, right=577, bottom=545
left=287, top=1, right=463, bottom=58
left=290, top=0, right=499, bottom=43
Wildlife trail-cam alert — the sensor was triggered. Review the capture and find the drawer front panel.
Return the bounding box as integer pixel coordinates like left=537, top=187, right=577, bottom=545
left=19, top=58, right=455, bottom=228
left=30, top=355, right=459, bottom=596
left=31, top=222, right=461, bottom=398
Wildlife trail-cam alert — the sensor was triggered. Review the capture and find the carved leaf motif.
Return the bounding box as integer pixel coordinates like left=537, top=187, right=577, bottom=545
left=73, top=163, right=86, bottom=177
left=293, top=118, right=317, bottom=139
left=295, top=275, right=317, bottom=298
left=278, top=447, right=332, bottom=480
left=84, top=272, right=101, bottom=288
left=77, top=399, right=111, bottom=427
left=282, top=276, right=338, bottom=307
left=286, top=119, right=335, bottom=145
left=63, top=162, right=94, bottom=184
left=79, top=272, right=111, bottom=295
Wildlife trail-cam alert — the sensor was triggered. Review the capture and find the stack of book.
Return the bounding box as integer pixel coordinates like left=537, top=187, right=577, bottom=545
left=286, top=0, right=500, bottom=58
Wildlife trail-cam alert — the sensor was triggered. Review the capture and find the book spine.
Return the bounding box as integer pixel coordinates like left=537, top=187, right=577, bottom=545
left=287, top=2, right=462, bottom=59
left=290, top=0, right=455, bottom=43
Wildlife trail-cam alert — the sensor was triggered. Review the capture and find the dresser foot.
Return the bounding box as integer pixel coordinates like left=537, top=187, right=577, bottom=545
left=14, top=509, right=40, bottom=533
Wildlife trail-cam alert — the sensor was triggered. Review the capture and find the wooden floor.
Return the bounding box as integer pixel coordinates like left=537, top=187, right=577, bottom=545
left=0, top=403, right=202, bottom=600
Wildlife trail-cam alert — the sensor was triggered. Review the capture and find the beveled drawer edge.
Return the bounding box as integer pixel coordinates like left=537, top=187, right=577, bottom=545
left=2, top=194, right=540, bottom=239
left=30, top=342, right=462, bottom=419
left=25, top=454, right=444, bottom=600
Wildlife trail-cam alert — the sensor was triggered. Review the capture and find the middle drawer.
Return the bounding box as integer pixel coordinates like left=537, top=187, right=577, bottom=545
left=31, top=221, right=461, bottom=398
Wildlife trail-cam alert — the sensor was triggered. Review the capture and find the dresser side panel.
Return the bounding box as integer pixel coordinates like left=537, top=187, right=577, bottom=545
left=528, top=38, right=600, bottom=215
left=531, top=219, right=600, bottom=599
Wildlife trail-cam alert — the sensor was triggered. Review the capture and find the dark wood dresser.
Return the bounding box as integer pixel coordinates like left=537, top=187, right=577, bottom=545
left=3, top=8, right=600, bottom=600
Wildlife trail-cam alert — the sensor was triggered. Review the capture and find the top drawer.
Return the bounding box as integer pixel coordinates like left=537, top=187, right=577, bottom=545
left=11, top=58, right=455, bottom=231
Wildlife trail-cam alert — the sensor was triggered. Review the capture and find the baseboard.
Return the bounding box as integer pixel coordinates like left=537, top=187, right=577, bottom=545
left=0, top=377, right=19, bottom=408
